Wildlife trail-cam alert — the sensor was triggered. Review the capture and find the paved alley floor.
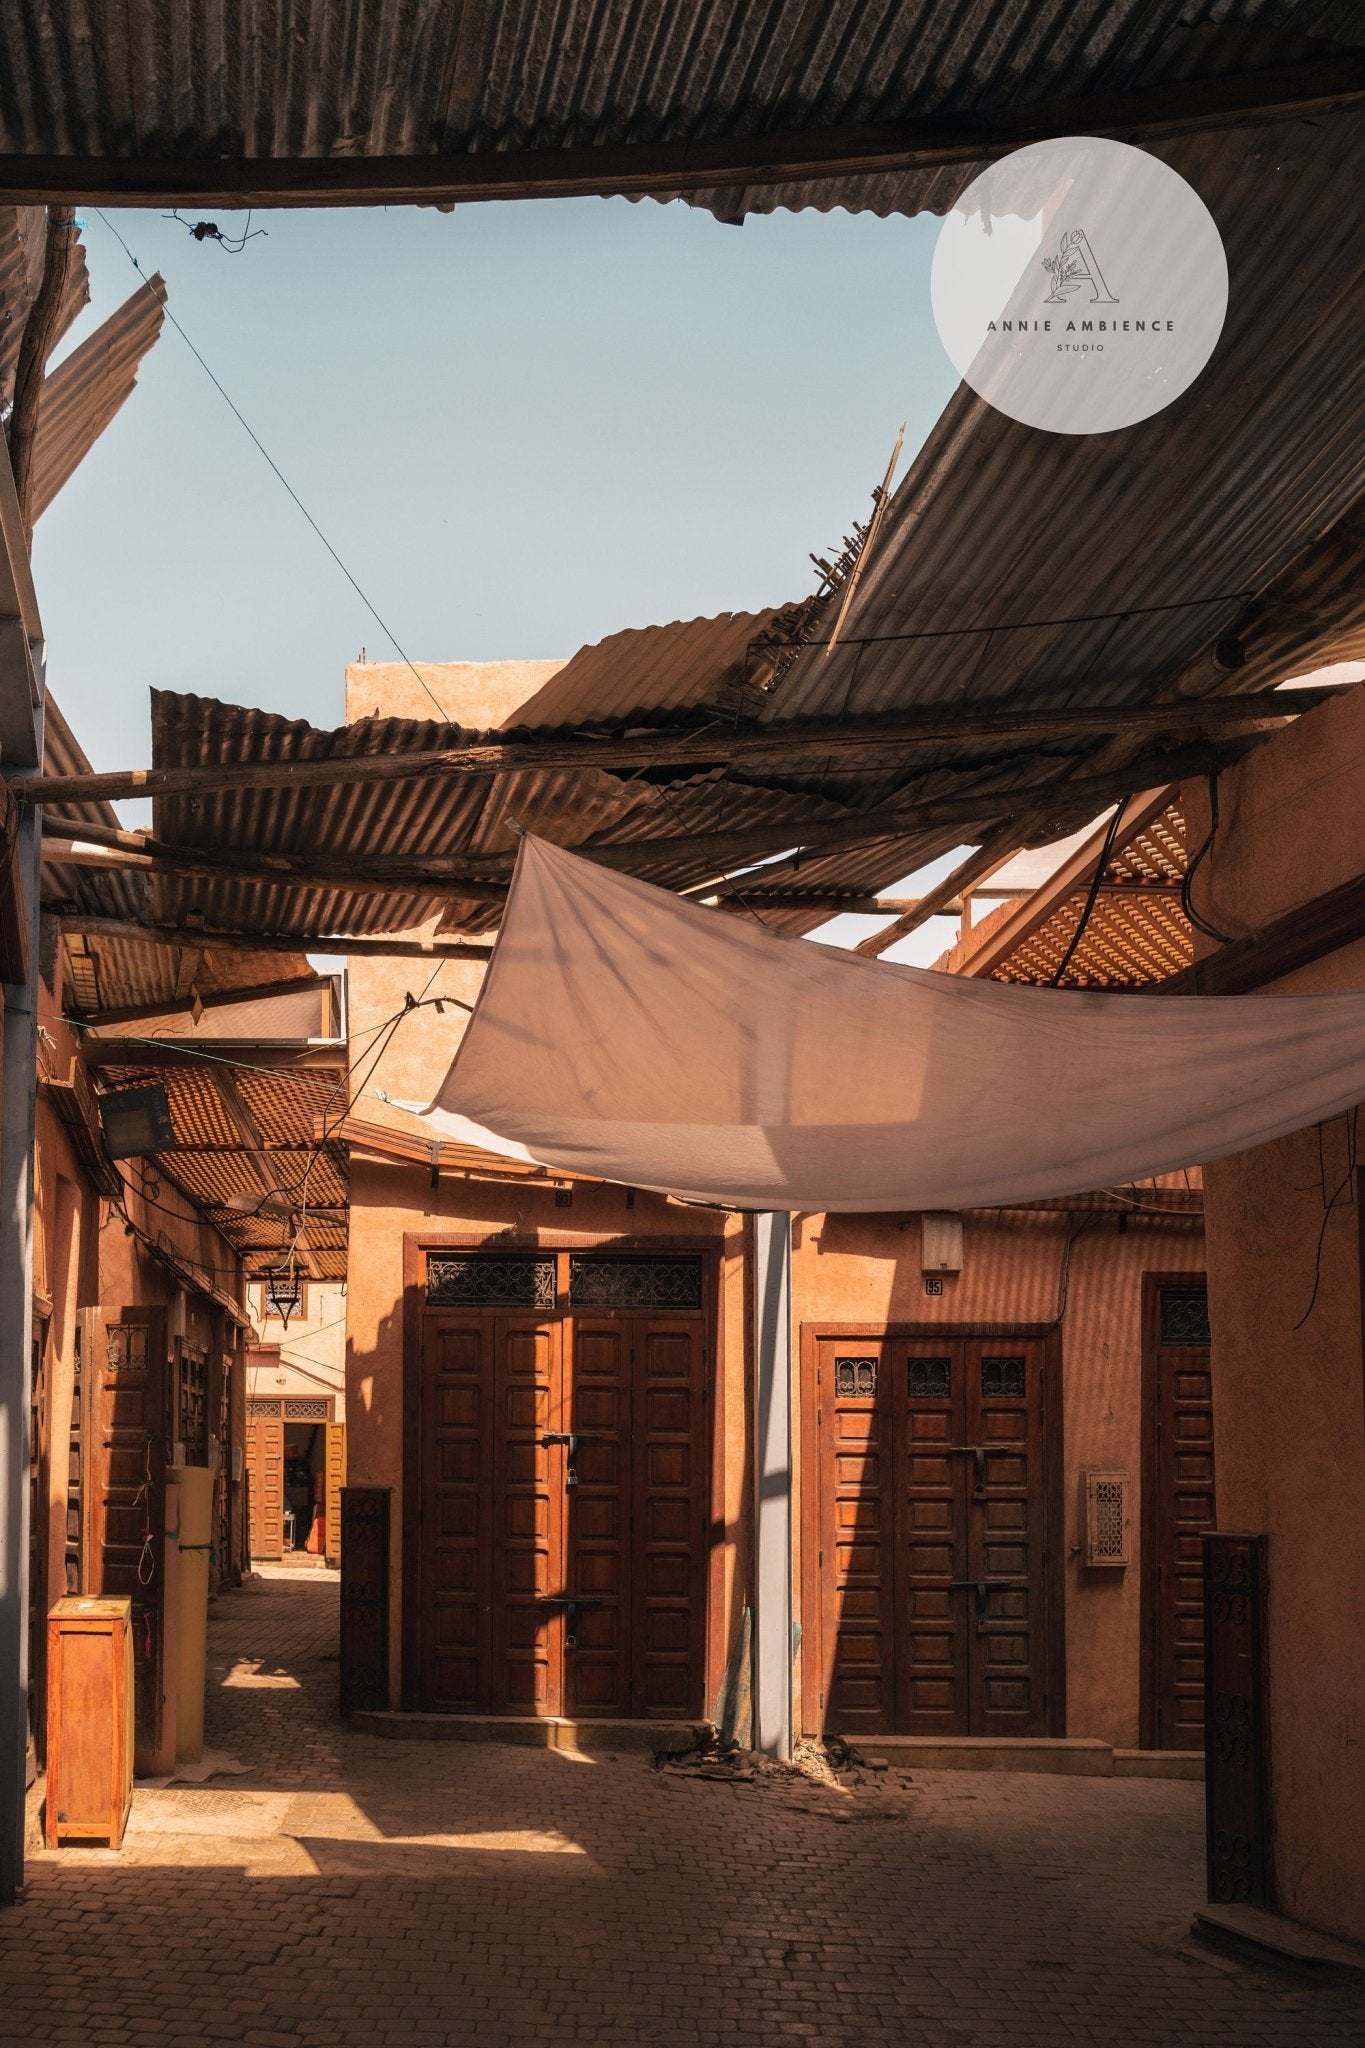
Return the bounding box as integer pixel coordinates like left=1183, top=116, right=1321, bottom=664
left=5, top=1572, right=1363, bottom=2048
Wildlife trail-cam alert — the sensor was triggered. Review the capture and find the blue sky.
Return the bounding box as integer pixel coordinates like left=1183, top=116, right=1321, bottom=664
left=35, top=195, right=975, bottom=959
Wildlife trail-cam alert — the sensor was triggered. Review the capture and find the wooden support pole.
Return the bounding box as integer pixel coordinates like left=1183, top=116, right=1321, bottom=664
left=2, top=59, right=1363, bottom=206
left=852, top=828, right=1022, bottom=959
left=14, top=687, right=1342, bottom=808
left=753, top=1211, right=794, bottom=1761
left=59, top=916, right=495, bottom=961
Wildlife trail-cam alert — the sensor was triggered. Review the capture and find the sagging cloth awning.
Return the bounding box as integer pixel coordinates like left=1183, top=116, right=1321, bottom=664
left=407, top=835, right=1365, bottom=1212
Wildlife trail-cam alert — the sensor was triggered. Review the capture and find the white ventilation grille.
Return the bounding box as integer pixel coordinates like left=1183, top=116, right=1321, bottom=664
left=1083, top=1469, right=1130, bottom=1567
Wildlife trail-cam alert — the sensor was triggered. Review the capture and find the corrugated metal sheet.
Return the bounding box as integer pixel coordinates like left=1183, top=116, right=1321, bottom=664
left=30, top=271, right=167, bottom=522
left=0, top=204, right=89, bottom=411
left=43, top=691, right=318, bottom=1013
left=95, top=1056, right=350, bottom=1275
left=507, top=610, right=780, bottom=730
left=0, top=4, right=1360, bottom=222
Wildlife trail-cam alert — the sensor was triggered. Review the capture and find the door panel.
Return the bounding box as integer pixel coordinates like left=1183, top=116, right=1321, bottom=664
left=565, top=1318, right=630, bottom=1715
left=1145, top=1281, right=1215, bottom=1748
left=419, top=1316, right=494, bottom=1712
left=324, top=1423, right=346, bottom=1564
left=966, top=1342, right=1048, bottom=1734
left=492, top=1316, right=561, bottom=1713
left=812, top=1330, right=1052, bottom=1737
left=899, top=1345, right=970, bottom=1733
left=632, top=1317, right=705, bottom=1718
left=246, top=1405, right=284, bottom=1561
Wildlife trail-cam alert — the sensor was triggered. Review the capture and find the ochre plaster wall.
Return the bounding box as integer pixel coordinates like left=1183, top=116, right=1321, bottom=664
left=790, top=1206, right=1207, bottom=1746
left=1181, top=689, right=1365, bottom=1943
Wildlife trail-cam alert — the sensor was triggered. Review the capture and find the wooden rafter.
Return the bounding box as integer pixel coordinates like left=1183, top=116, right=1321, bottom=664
left=16, top=683, right=1346, bottom=808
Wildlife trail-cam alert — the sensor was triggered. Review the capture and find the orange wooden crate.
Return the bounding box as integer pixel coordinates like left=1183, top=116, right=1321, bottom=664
left=45, top=1596, right=135, bottom=1849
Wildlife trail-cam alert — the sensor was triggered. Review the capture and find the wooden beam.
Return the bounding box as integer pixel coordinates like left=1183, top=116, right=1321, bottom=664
left=209, top=1065, right=323, bottom=1278
left=41, top=737, right=1253, bottom=920
left=15, top=684, right=1345, bottom=808
left=80, top=1038, right=345, bottom=1073
left=852, top=832, right=1023, bottom=959
left=322, top=1112, right=588, bottom=1184
left=71, top=971, right=328, bottom=1029
left=41, top=833, right=508, bottom=901
left=1154, top=870, right=1365, bottom=996
left=59, top=916, right=495, bottom=960
left=2, top=59, right=1363, bottom=206
left=9, top=209, right=79, bottom=537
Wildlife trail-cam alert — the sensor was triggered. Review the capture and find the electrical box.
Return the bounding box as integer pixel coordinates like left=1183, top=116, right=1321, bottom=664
left=921, top=1211, right=964, bottom=1274
left=45, top=1596, right=135, bottom=1848
left=1083, top=1469, right=1131, bottom=1567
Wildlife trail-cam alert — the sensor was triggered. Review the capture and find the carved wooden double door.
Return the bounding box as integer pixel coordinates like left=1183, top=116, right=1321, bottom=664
left=414, top=1249, right=708, bottom=1719
left=808, top=1330, right=1057, bottom=1737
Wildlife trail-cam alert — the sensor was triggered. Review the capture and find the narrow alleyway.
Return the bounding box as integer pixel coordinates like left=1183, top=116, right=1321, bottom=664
left=5, top=1573, right=1362, bottom=2048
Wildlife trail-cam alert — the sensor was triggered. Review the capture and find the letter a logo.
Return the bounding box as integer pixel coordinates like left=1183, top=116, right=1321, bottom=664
left=1041, top=227, right=1118, bottom=305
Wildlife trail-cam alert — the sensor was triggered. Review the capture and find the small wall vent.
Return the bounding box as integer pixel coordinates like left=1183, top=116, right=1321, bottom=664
left=1083, top=1469, right=1130, bottom=1567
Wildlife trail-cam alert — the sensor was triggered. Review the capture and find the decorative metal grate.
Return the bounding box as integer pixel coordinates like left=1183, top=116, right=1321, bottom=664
left=1160, top=1287, right=1211, bottom=1347
left=1093, top=1482, right=1125, bottom=1555
left=568, top=1256, right=703, bottom=1311
left=834, top=1356, right=878, bottom=1399
left=247, top=1398, right=282, bottom=1419
left=981, top=1355, right=1026, bottom=1398
left=106, top=1323, right=149, bottom=1380
left=426, top=1254, right=556, bottom=1308
left=179, top=1343, right=209, bottom=1466
left=285, top=1398, right=330, bottom=1421
left=907, top=1356, right=951, bottom=1400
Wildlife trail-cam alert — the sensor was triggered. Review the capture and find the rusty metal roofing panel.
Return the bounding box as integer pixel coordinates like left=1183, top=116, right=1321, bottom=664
left=0, top=204, right=89, bottom=410
left=0, top=4, right=1361, bottom=222
left=30, top=271, right=167, bottom=522
left=506, top=611, right=781, bottom=730
left=767, top=118, right=1365, bottom=734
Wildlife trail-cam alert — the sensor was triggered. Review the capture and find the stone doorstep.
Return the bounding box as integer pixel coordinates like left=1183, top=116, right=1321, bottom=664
left=350, top=1711, right=704, bottom=1753
left=1193, top=1904, right=1365, bottom=1980
left=831, top=1737, right=1202, bottom=1779
left=350, top=1719, right=1205, bottom=1779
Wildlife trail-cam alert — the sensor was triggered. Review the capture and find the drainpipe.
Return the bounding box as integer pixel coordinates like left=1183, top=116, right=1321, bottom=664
left=753, top=1210, right=793, bottom=1760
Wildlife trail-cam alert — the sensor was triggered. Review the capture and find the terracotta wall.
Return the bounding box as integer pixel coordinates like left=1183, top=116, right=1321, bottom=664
left=790, top=1205, right=1206, bottom=1745
left=1181, top=687, right=1365, bottom=1944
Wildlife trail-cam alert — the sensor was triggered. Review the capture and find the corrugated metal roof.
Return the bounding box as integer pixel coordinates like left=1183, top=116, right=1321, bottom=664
left=30, top=271, right=167, bottom=522
left=0, top=4, right=1359, bottom=221
left=0, top=203, right=89, bottom=411
left=42, top=691, right=318, bottom=1013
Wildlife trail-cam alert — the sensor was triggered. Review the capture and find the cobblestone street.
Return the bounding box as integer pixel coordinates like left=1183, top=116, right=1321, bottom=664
left=4, top=1572, right=1362, bottom=2048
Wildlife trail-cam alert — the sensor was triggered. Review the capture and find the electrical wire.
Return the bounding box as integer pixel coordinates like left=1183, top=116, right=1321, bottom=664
left=93, top=209, right=452, bottom=723
left=805, top=592, right=1254, bottom=651
left=1181, top=770, right=1237, bottom=945
left=1048, top=797, right=1126, bottom=987
left=1293, top=1109, right=1358, bottom=1330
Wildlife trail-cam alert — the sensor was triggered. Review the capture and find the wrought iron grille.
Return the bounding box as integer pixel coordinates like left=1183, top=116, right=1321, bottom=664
left=179, top=1344, right=209, bottom=1466
left=567, top=1256, right=703, bottom=1311
left=907, top=1356, right=951, bottom=1400
left=1160, top=1287, right=1211, bottom=1347
left=834, top=1356, right=878, bottom=1398
left=106, top=1323, right=149, bottom=1379
left=285, top=1399, right=330, bottom=1421
left=1091, top=1479, right=1126, bottom=1559
left=981, top=1355, right=1026, bottom=1398
left=426, top=1254, right=556, bottom=1308
left=247, top=1398, right=281, bottom=1419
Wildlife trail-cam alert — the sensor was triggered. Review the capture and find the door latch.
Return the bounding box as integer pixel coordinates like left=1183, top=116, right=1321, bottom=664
left=539, top=1430, right=603, bottom=1487
left=541, top=1595, right=605, bottom=1649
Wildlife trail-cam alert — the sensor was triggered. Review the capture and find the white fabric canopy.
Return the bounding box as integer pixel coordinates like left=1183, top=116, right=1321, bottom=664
left=411, top=834, right=1365, bottom=1212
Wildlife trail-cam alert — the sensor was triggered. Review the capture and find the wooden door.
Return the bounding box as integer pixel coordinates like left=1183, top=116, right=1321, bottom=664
left=324, top=1422, right=346, bottom=1564
left=413, top=1249, right=709, bottom=1719
left=1143, top=1279, right=1215, bottom=1749
left=811, top=1331, right=1053, bottom=1737
left=245, top=1403, right=284, bottom=1561
left=83, top=1306, right=167, bottom=1757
